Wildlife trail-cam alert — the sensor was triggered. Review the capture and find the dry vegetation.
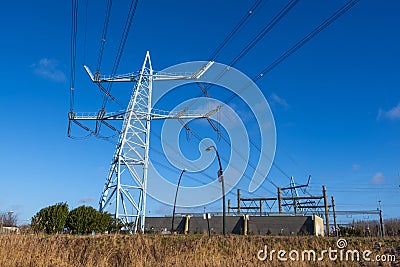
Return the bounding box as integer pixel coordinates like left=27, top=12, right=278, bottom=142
left=0, top=234, right=399, bottom=266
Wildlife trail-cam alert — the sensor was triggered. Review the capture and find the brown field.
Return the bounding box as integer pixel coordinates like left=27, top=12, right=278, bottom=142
left=0, top=234, right=399, bottom=267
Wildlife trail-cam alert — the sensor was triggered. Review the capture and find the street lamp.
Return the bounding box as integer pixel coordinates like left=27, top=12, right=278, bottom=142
left=205, top=145, right=226, bottom=235
left=171, top=168, right=187, bottom=233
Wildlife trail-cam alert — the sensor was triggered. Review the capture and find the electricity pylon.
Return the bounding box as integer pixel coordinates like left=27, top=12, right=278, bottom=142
left=68, top=51, right=215, bottom=233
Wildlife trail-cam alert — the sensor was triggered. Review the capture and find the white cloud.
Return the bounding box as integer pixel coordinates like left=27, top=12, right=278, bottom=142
left=352, top=163, right=361, bottom=171
left=31, top=58, right=66, bottom=82
left=270, top=93, right=289, bottom=110
left=371, top=172, right=385, bottom=184
left=377, top=103, right=400, bottom=120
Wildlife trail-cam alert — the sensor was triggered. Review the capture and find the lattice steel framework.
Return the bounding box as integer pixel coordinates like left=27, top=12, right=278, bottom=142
left=99, top=52, right=153, bottom=232
left=69, top=51, right=215, bottom=233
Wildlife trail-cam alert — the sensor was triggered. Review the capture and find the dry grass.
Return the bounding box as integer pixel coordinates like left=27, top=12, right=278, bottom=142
left=0, top=234, right=399, bottom=266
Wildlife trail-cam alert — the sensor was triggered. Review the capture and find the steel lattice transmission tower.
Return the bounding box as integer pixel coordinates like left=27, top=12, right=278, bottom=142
left=69, top=51, right=215, bottom=233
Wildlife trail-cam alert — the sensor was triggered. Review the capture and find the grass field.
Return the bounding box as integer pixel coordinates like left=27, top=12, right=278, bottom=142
left=0, top=234, right=399, bottom=266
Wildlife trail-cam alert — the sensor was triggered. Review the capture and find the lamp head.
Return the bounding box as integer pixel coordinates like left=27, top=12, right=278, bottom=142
left=205, top=146, right=214, bottom=152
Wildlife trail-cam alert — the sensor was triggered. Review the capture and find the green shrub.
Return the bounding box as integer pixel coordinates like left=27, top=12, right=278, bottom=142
left=31, top=203, right=69, bottom=234
left=66, top=205, right=113, bottom=234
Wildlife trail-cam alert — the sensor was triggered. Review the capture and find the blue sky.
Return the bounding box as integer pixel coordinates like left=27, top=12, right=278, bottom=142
left=0, top=0, right=399, bottom=225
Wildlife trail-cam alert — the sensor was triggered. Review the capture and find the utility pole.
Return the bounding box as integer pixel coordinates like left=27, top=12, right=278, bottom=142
left=237, top=189, right=241, bottom=214
left=378, top=200, right=384, bottom=237
left=379, top=210, right=384, bottom=237
left=323, top=185, right=330, bottom=237
left=278, top=187, right=282, bottom=214
left=331, top=196, right=338, bottom=237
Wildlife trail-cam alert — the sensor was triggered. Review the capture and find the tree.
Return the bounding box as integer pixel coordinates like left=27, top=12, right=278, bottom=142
left=31, top=203, right=69, bottom=234
left=66, top=205, right=113, bottom=234
left=1, top=211, right=17, bottom=227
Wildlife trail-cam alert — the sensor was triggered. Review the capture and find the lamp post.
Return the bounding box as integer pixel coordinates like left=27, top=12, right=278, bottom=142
left=172, top=169, right=187, bottom=233
left=205, top=145, right=226, bottom=235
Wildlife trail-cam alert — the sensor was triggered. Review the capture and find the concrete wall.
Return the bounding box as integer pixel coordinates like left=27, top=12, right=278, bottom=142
left=248, top=215, right=313, bottom=236
left=185, top=216, right=245, bottom=235
left=0, top=226, right=19, bottom=234
left=145, top=215, right=317, bottom=236
left=314, top=214, right=325, bottom=237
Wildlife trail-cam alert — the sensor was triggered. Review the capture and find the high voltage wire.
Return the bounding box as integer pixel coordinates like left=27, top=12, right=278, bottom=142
left=149, top=122, right=277, bottom=196
left=69, top=0, right=114, bottom=138
left=69, top=0, right=79, bottom=112
left=201, top=0, right=300, bottom=94
left=100, top=0, right=140, bottom=110
left=228, top=0, right=300, bottom=68
left=150, top=146, right=276, bottom=199
left=183, top=0, right=300, bottom=186
left=208, top=0, right=361, bottom=107
left=149, top=126, right=278, bottom=196
left=184, top=0, right=299, bottom=184
left=209, top=0, right=265, bottom=61
left=252, top=0, right=361, bottom=82
left=192, top=0, right=361, bottom=187
left=82, top=0, right=89, bottom=65
left=212, top=0, right=361, bottom=187
left=95, top=0, right=113, bottom=74
left=69, top=0, right=95, bottom=140
left=95, top=0, right=140, bottom=135
left=69, top=0, right=139, bottom=138
left=150, top=155, right=243, bottom=199
left=185, top=0, right=299, bottom=185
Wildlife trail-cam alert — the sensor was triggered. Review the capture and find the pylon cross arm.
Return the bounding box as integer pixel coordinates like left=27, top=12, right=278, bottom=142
left=69, top=107, right=220, bottom=121
left=84, top=61, right=214, bottom=83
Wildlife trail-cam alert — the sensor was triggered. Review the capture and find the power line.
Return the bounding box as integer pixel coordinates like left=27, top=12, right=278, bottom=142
left=70, top=1, right=140, bottom=138
left=213, top=0, right=362, bottom=112
left=202, top=0, right=300, bottom=94
left=186, top=0, right=360, bottom=185
left=253, top=0, right=361, bottom=82
left=95, top=0, right=113, bottom=74
left=214, top=109, right=291, bottom=180
left=150, top=119, right=278, bottom=196
left=150, top=147, right=275, bottom=198
left=82, top=0, right=89, bottom=64
left=210, top=0, right=361, bottom=181
left=100, top=0, right=140, bottom=110
left=209, top=0, right=265, bottom=61
left=228, top=0, right=300, bottom=68
left=69, top=0, right=79, bottom=112
left=185, top=0, right=301, bottom=182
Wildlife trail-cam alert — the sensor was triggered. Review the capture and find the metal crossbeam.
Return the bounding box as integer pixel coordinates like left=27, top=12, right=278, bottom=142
left=84, top=60, right=214, bottom=83
left=69, top=109, right=218, bottom=121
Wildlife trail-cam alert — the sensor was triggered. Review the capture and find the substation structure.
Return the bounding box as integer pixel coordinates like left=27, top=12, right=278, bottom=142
left=145, top=185, right=385, bottom=237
